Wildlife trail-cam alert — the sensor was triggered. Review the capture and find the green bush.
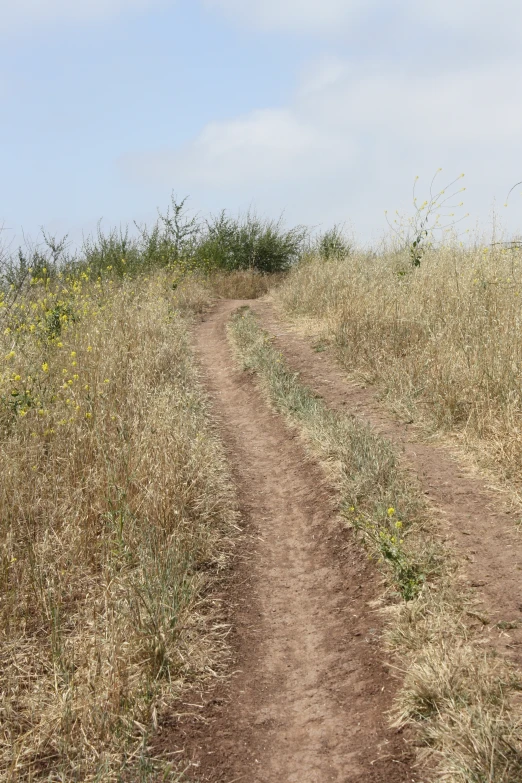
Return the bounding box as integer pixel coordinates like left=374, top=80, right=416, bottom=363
left=1, top=195, right=310, bottom=288
left=82, top=224, right=142, bottom=278
left=195, top=211, right=307, bottom=273
left=315, top=224, right=352, bottom=260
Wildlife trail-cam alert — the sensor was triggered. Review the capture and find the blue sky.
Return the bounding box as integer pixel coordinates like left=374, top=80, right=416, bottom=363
left=2, top=0, right=522, bottom=247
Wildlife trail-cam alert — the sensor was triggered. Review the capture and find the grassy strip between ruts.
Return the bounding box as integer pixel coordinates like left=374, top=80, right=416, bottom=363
left=228, top=306, right=522, bottom=783
left=0, top=271, right=238, bottom=781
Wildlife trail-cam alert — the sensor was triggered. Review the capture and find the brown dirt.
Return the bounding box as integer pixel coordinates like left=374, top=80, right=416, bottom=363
left=166, top=300, right=417, bottom=782
left=251, top=299, right=522, bottom=666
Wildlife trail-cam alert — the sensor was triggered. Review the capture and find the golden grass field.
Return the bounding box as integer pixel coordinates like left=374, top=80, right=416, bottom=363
left=0, top=269, right=239, bottom=780
left=3, top=233, right=522, bottom=781
left=276, top=244, right=522, bottom=493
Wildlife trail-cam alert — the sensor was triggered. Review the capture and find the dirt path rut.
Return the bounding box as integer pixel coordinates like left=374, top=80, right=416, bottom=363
left=192, top=301, right=415, bottom=783
left=251, top=299, right=522, bottom=665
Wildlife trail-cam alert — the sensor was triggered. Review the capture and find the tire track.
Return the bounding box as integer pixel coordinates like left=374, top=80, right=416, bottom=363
left=250, top=299, right=522, bottom=666
left=189, top=300, right=415, bottom=783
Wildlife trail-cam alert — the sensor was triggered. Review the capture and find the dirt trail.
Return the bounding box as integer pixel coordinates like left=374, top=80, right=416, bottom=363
left=251, top=299, right=522, bottom=665
left=189, top=300, right=415, bottom=783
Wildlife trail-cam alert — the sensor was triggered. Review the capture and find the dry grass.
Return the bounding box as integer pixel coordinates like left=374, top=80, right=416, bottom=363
left=0, top=270, right=237, bottom=780
left=228, top=307, right=522, bottom=782
left=276, top=246, right=522, bottom=489
left=204, top=269, right=282, bottom=300
left=166, top=269, right=279, bottom=315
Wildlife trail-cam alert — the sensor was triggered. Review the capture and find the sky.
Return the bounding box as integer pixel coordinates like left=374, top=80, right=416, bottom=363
left=1, top=0, right=522, bottom=248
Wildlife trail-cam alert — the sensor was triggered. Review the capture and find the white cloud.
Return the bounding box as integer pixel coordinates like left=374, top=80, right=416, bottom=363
left=0, top=0, right=170, bottom=33
left=120, top=56, right=522, bottom=238
left=121, top=107, right=355, bottom=188
left=4, top=0, right=520, bottom=44
left=410, top=0, right=522, bottom=31
left=204, top=0, right=372, bottom=32
left=205, top=0, right=522, bottom=38
left=123, top=58, right=522, bottom=188
left=297, top=59, right=522, bottom=144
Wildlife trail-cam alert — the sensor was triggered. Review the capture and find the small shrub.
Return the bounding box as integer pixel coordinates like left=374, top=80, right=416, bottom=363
left=315, top=224, right=352, bottom=260
left=196, top=211, right=307, bottom=273
left=385, top=170, right=468, bottom=266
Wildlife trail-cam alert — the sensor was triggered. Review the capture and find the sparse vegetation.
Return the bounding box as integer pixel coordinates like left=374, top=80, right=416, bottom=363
left=385, top=170, right=468, bottom=266
left=228, top=306, right=522, bottom=782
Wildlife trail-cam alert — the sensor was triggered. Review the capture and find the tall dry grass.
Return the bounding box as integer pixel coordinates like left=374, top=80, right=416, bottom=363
left=204, top=269, right=282, bottom=300
left=276, top=245, right=522, bottom=486
left=0, top=271, right=237, bottom=780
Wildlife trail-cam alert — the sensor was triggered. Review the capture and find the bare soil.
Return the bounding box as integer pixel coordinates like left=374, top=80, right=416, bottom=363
left=168, top=300, right=417, bottom=782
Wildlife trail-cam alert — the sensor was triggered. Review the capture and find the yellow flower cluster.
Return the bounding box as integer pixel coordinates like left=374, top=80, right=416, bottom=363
left=0, top=268, right=123, bottom=437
